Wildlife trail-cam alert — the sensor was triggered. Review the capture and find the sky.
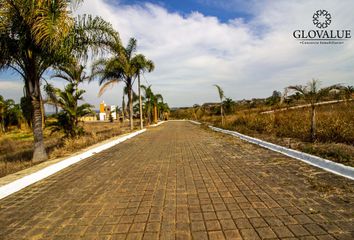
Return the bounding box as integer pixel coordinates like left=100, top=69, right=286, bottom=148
left=0, top=0, right=353, bottom=109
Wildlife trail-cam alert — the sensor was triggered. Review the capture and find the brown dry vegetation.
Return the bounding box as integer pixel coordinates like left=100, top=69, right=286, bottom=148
left=0, top=121, right=132, bottom=177
left=171, top=102, right=354, bottom=166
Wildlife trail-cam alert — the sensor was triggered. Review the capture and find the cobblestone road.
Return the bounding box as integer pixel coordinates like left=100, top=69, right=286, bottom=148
left=0, top=121, right=353, bottom=240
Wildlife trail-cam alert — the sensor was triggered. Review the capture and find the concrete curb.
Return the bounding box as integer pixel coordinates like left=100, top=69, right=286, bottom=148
left=209, top=126, right=354, bottom=180
left=149, top=121, right=166, bottom=127
left=0, top=129, right=146, bottom=200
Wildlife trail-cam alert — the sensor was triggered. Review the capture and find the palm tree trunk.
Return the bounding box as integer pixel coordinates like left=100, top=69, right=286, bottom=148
left=122, top=94, right=125, bottom=125
left=153, top=103, right=158, bottom=124
left=40, top=94, right=45, bottom=129
left=128, top=84, right=134, bottom=130
left=26, top=62, right=48, bottom=162
left=31, top=95, right=48, bottom=162
left=221, top=105, right=225, bottom=126
left=138, top=74, right=143, bottom=129
left=310, top=104, right=316, bottom=142
left=147, top=100, right=151, bottom=125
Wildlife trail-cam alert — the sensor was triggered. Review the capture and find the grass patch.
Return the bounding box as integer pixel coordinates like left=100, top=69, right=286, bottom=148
left=172, top=101, right=354, bottom=166
left=0, top=121, right=133, bottom=178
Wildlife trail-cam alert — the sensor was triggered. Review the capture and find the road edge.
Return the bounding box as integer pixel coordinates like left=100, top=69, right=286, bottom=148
left=0, top=129, right=146, bottom=200
left=187, top=119, right=354, bottom=180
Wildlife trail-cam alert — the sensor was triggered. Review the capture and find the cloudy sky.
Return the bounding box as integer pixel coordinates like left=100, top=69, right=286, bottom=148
left=0, top=0, right=353, bottom=109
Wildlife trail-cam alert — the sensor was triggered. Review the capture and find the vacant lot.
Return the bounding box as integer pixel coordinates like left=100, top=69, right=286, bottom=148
left=0, top=121, right=132, bottom=177
left=172, top=102, right=354, bottom=166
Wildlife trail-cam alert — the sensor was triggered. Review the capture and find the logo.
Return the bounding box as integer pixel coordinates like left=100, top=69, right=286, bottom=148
left=292, top=10, right=351, bottom=45
left=312, top=10, right=331, bottom=29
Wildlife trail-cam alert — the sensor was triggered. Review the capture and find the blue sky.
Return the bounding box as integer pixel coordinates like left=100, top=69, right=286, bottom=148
left=118, top=0, right=252, bottom=22
left=1, top=0, right=354, bottom=108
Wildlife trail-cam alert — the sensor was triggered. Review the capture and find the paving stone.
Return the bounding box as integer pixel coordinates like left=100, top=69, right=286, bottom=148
left=0, top=121, right=353, bottom=240
left=256, top=227, right=277, bottom=239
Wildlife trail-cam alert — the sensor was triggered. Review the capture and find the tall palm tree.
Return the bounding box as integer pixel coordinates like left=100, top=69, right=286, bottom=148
left=43, top=81, right=59, bottom=114
left=132, top=55, right=154, bottom=129
left=287, top=79, right=340, bottom=142
left=214, top=84, right=225, bottom=126
left=153, top=93, right=163, bottom=123
left=141, top=85, right=153, bottom=124
left=0, top=95, right=6, bottom=133
left=140, top=85, right=164, bottom=124
left=91, top=38, right=152, bottom=130
left=0, top=0, right=119, bottom=162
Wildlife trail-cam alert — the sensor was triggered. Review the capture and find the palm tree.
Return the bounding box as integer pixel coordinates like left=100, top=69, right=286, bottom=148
left=0, top=96, right=23, bottom=131
left=223, top=97, right=236, bottom=114
left=214, top=84, right=225, bottom=125
left=0, top=0, right=119, bottom=162
left=287, top=79, right=340, bottom=142
left=340, top=85, right=354, bottom=104
left=52, top=61, right=89, bottom=93
left=91, top=38, right=153, bottom=130
left=132, top=55, right=154, bottom=129
left=141, top=85, right=153, bottom=124
left=140, top=85, right=163, bottom=124
left=153, top=93, right=163, bottom=124
left=43, top=82, right=59, bottom=114
left=50, top=83, right=93, bottom=137
left=158, top=102, right=170, bottom=120
left=0, top=95, right=6, bottom=132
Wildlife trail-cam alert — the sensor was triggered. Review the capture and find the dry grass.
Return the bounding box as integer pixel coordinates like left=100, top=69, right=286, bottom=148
left=0, top=121, right=132, bottom=178
left=172, top=102, right=354, bottom=166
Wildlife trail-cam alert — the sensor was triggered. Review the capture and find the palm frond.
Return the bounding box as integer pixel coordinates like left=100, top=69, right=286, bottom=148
left=98, top=79, right=120, bottom=97
left=214, top=84, right=224, bottom=101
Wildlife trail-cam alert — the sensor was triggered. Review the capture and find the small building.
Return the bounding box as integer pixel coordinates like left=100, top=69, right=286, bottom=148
left=80, top=112, right=97, bottom=122
left=99, top=101, right=117, bottom=121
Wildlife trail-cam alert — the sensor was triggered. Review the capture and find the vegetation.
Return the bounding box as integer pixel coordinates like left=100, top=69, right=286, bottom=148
left=287, top=79, right=340, bottom=142
left=214, top=84, right=225, bottom=126
left=0, top=0, right=119, bottom=162
left=48, top=62, right=93, bottom=137
left=91, top=38, right=155, bottom=130
left=140, top=85, right=169, bottom=124
left=0, top=122, right=130, bottom=177
left=171, top=82, right=353, bottom=165
left=0, top=96, right=23, bottom=132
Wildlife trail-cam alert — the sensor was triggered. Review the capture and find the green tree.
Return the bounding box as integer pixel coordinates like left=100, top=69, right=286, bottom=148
left=223, top=97, right=236, bottom=114
left=0, top=0, right=119, bottom=162
left=158, top=102, right=170, bottom=120
left=50, top=61, right=91, bottom=137
left=141, top=85, right=153, bottom=124
left=132, top=55, right=154, bottom=129
left=0, top=97, right=23, bottom=131
left=43, top=82, right=59, bottom=114
left=266, top=90, right=281, bottom=106
left=214, top=84, right=225, bottom=125
left=340, top=85, right=354, bottom=103
left=288, top=79, right=340, bottom=142
left=0, top=95, right=5, bottom=132
left=50, top=83, right=93, bottom=137
left=20, top=96, right=33, bottom=128
left=91, top=38, right=153, bottom=130
left=140, top=85, right=163, bottom=124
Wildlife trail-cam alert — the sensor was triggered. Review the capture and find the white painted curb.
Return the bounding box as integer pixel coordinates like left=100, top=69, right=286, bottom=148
left=189, top=120, right=202, bottom=125
left=0, top=129, right=146, bottom=200
left=209, top=126, right=354, bottom=180
left=149, top=121, right=166, bottom=127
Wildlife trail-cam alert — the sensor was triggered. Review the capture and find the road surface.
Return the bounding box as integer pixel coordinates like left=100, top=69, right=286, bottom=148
left=0, top=121, right=353, bottom=239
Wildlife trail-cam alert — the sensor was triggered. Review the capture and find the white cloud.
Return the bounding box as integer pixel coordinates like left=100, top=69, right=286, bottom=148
left=74, top=0, right=354, bottom=107
left=0, top=81, right=24, bottom=101
left=2, top=0, right=353, bottom=108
